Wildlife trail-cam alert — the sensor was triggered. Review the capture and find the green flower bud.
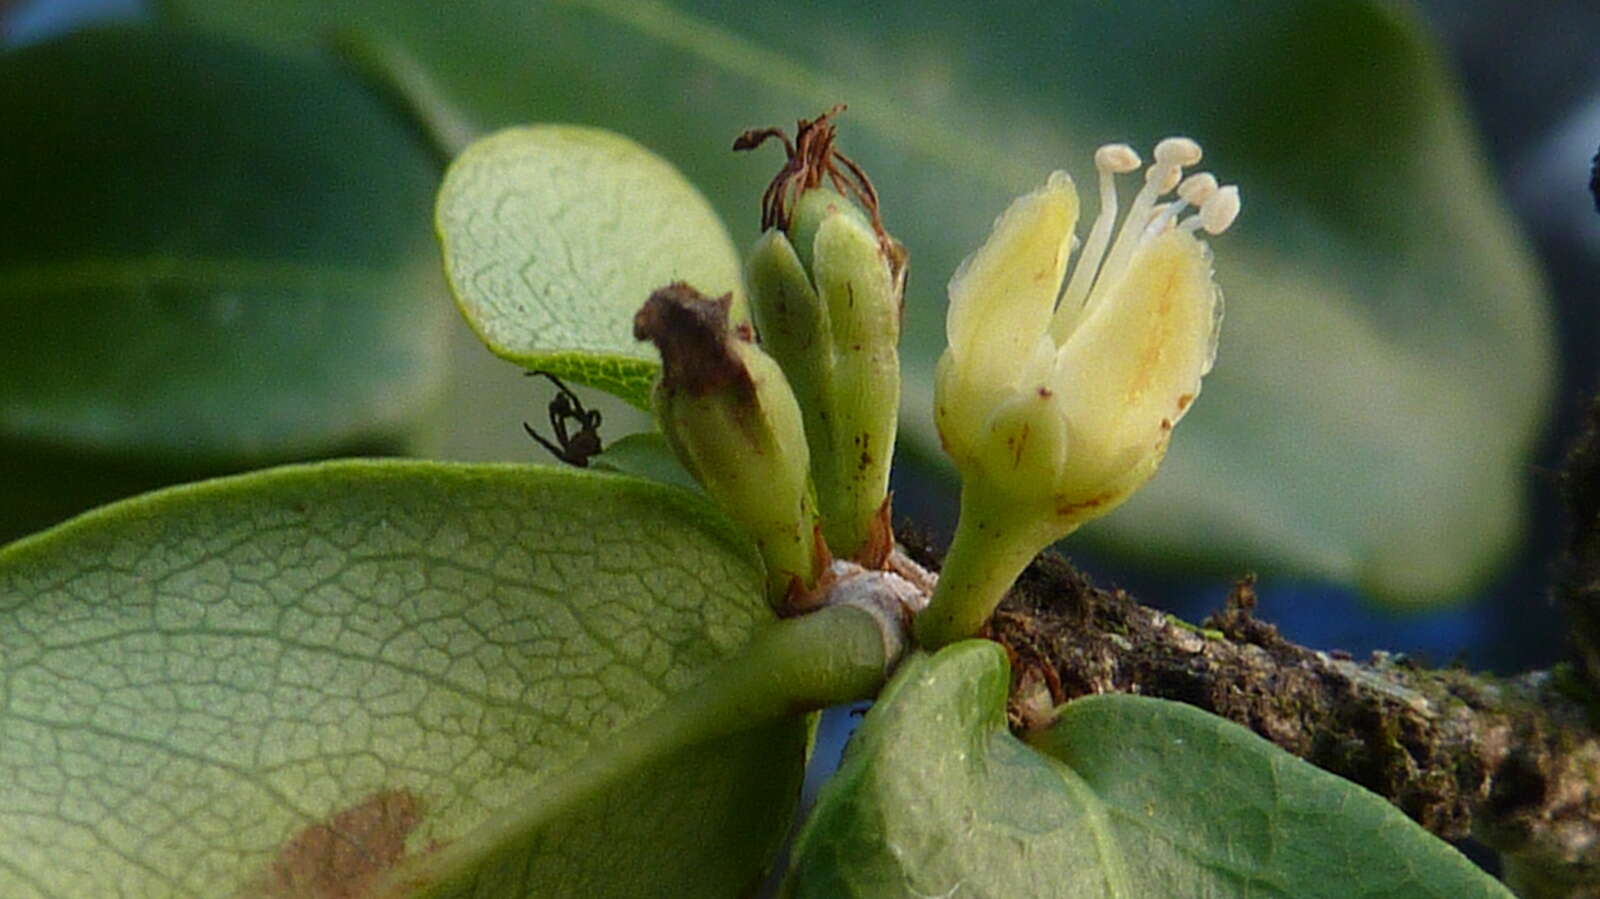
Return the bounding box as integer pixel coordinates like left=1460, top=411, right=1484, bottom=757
left=918, top=138, right=1240, bottom=648
left=633, top=282, right=825, bottom=607
left=736, top=108, right=905, bottom=564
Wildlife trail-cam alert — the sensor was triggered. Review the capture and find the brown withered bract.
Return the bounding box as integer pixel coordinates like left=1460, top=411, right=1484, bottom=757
left=733, top=105, right=906, bottom=304
left=633, top=282, right=755, bottom=399
left=731, top=104, right=879, bottom=233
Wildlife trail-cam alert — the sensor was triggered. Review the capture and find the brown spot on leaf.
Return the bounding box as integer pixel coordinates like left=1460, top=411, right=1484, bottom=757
left=244, top=790, right=423, bottom=899
left=1176, top=393, right=1194, bottom=412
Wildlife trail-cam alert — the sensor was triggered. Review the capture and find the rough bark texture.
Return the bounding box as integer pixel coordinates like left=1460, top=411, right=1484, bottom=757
left=891, top=395, right=1600, bottom=897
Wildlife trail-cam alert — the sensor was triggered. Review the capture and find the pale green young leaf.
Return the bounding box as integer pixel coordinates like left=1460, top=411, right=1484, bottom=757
left=590, top=430, right=701, bottom=493
left=435, top=126, right=745, bottom=408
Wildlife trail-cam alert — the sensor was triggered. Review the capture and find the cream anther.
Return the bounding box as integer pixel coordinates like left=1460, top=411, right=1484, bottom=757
left=1177, top=172, right=1218, bottom=205
left=1198, top=185, right=1241, bottom=235
left=1153, top=136, right=1202, bottom=167
left=1094, top=143, right=1141, bottom=174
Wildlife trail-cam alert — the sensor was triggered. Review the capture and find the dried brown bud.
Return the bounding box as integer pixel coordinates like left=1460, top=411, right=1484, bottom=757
left=633, top=282, right=753, bottom=398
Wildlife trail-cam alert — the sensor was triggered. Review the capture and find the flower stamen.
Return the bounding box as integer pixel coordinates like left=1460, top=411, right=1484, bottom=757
left=1058, top=143, right=1141, bottom=318
left=1052, top=137, right=1238, bottom=340
left=1193, top=185, right=1242, bottom=235
left=1141, top=171, right=1216, bottom=239
left=1088, top=137, right=1199, bottom=306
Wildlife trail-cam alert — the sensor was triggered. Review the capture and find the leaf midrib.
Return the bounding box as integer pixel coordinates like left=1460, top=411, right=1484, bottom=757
left=1037, top=747, right=1134, bottom=899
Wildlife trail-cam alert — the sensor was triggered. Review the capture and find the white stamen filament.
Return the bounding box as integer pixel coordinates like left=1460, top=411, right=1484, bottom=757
left=1146, top=173, right=1219, bottom=240
left=1141, top=200, right=1185, bottom=241
left=1078, top=137, right=1200, bottom=321
left=1056, top=143, right=1140, bottom=321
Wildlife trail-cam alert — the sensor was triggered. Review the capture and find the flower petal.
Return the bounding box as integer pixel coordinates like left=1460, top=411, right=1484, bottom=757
left=977, top=384, right=1070, bottom=502
left=935, top=332, right=1055, bottom=470
left=945, top=171, right=1078, bottom=390
left=1052, top=229, right=1220, bottom=504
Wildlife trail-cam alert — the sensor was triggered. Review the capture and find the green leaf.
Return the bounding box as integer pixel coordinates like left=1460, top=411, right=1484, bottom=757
left=165, top=0, right=1555, bottom=602
left=590, top=430, right=701, bottom=493
left=0, top=26, right=449, bottom=542
left=435, top=125, right=745, bottom=408
left=0, top=460, right=806, bottom=896
left=788, top=641, right=1510, bottom=898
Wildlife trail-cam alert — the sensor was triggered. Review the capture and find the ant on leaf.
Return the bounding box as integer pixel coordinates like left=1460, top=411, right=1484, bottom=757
left=524, top=371, right=603, bottom=467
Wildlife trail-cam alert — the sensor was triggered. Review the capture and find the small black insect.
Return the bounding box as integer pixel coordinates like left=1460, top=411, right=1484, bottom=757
left=524, top=372, right=603, bottom=467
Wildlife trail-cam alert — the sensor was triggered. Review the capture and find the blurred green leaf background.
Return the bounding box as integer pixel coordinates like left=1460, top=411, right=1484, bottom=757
left=3, top=0, right=1595, bottom=633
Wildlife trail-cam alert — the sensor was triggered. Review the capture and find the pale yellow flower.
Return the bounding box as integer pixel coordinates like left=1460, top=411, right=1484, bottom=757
left=919, top=137, right=1239, bottom=648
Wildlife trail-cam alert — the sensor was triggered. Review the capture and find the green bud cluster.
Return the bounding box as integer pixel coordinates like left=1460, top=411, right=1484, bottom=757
left=736, top=108, right=905, bottom=564
left=747, top=185, right=902, bottom=561
left=634, top=108, right=903, bottom=611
